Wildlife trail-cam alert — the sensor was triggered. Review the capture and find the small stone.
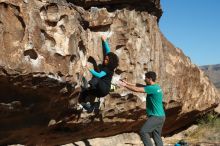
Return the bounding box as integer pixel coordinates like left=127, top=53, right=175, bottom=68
left=23, top=0, right=28, bottom=3
left=214, top=104, right=220, bottom=114
left=48, top=119, right=56, bottom=127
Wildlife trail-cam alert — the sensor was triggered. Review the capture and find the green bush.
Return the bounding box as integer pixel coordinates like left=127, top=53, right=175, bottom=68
left=197, top=112, right=218, bottom=125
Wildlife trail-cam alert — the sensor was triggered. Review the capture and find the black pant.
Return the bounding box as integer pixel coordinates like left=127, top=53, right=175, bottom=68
left=139, top=116, right=165, bottom=146
left=79, top=77, right=109, bottom=103
left=88, top=77, right=110, bottom=97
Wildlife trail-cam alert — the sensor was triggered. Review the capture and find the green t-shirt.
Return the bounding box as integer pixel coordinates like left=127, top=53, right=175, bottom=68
left=144, top=84, right=165, bottom=117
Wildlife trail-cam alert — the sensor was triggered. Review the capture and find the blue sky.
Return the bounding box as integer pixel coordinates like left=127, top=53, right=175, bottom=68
left=159, top=0, right=220, bottom=66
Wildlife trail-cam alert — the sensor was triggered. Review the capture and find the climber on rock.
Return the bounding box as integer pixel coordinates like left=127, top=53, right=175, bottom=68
left=79, top=35, right=119, bottom=113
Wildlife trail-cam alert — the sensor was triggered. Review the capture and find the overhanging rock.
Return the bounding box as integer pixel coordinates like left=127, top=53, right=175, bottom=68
left=0, top=0, right=219, bottom=145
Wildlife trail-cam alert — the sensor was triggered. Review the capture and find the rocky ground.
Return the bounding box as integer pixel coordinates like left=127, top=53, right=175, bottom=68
left=8, top=116, right=220, bottom=146
left=53, top=116, right=220, bottom=146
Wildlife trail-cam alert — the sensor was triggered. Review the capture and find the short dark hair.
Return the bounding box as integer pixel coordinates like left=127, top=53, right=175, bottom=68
left=106, top=52, right=119, bottom=70
left=145, top=71, right=156, bottom=82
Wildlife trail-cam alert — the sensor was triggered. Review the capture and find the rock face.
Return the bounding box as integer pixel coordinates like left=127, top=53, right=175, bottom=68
left=0, top=0, right=219, bottom=145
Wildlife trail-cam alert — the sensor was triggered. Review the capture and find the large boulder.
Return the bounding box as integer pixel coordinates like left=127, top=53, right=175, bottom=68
left=0, top=0, right=219, bottom=145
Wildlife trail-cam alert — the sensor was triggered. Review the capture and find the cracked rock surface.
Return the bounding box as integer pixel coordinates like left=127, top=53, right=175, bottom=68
left=0, top=0, right=219, bottom=145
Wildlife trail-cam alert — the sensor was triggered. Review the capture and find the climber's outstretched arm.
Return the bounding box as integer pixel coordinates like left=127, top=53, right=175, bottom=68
left=101, top=35, right=110, bottom=54
left=89, top=69, right=106, bottom=78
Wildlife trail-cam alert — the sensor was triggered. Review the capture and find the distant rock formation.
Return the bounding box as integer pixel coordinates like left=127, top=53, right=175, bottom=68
left=200, top=64, right=220, bottom=90
left=0, top=0, right=219, bottom=145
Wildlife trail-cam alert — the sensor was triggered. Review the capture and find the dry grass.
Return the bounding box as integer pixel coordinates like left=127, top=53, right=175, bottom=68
left=164, top=113, right=220, bottom=145
left=186, top=113, right=220, bottom=145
